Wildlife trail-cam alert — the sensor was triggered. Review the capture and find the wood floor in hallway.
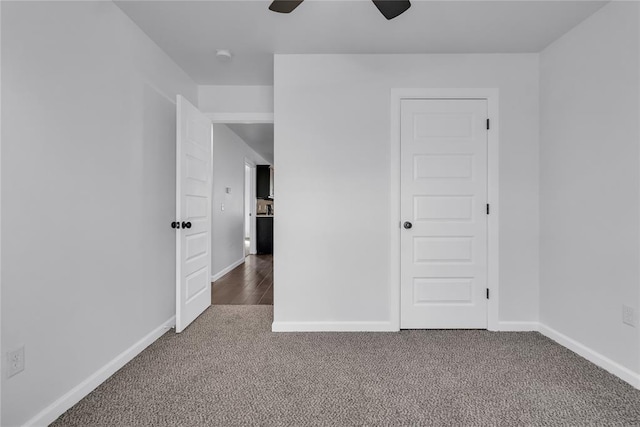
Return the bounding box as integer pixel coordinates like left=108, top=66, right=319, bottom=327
left=211, top=255, right=273, bottom=305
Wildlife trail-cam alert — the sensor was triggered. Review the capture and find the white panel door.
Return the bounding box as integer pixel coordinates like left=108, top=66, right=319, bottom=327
left=400, top=99, right=488, bottom=329
left=176, top=95, right=212, bottom=333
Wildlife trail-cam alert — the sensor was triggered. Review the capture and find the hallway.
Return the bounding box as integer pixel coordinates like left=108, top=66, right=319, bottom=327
left=211, top=255, right=273, bottom=305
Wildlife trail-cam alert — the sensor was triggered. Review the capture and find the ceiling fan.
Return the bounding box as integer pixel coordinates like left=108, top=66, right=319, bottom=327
left=269, top=0, right=411, bottom=20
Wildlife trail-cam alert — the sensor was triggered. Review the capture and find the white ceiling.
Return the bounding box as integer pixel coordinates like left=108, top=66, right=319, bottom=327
left=227, top=123, right=274, bottom=164
left=115, top=0, right=607, bottom=85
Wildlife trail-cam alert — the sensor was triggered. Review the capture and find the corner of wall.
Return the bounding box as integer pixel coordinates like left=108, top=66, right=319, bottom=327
left=637, top=0, right=640, bottom=378
left=537, top=0, right=640, bottom=380
left=1, top=2, right=197, bottom=424
left=21, top=316, right=176, bottom=427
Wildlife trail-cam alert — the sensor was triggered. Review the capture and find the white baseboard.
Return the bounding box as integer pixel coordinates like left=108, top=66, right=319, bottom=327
left=538, top=323, right=640, bottom=389
left=23, top=316, right=176, bottom=427
left=272, top=321, right=397, bottom=332
left=211, top=257, right=245, bottom=282
left=496, top=321, right=539, bottom=332
left=274, top=321, right=537, bottom=333
left=273, top=319, right=640, bottom=389
left=20, top=314, right=640, bottom=426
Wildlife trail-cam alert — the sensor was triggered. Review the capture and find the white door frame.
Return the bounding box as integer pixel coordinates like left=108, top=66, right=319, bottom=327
left=244, top=158, right=257, bottom=255
left=390, top=88, right=500, bottom=331
left=206, top=113, right=274, bottom=124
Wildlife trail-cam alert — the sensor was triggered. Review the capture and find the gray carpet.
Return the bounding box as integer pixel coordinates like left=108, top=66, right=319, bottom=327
left=53, top=306, right=640, bottom=426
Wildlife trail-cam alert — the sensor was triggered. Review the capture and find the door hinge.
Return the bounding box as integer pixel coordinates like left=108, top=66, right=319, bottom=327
left=486, top=204, right=490, bottom=215
left=486, top=288, right=490, bottom=299
left=486, top=118, right=490, bottom=130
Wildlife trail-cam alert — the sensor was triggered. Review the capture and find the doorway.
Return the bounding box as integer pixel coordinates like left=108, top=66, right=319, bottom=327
left=207, top=116, right=274, bottom=306
left=391, top=89, right=500, bottom=331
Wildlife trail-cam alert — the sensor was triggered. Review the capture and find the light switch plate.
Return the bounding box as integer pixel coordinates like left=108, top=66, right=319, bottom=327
left=622, top=305, right=636, bottom=327
left=7, top=345, right=25, bottom=378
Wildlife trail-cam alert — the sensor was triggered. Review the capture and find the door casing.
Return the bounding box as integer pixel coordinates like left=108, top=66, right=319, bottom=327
left=245, top=159, right=257, bottom=255
left=390, top=88, right=500, bottom=331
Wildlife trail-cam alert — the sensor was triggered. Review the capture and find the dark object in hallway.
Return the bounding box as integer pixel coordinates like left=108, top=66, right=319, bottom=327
left=256, top=216, right=273, bottom=254
left=211, top=255, right=272, bottom=305
left=256, top=165, right=272, bottom=199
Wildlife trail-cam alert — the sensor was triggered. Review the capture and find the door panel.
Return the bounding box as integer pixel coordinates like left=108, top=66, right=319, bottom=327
left=400, top=99, right=488, bottom=329
left=176, top=95, right=212, bottom=333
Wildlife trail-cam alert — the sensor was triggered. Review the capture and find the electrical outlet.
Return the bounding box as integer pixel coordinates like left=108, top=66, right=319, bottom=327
left=7, top=345, right=25, bottom=378
left=622, top=305, right=636, bottom=327
left=221, top=203, right=225, bottom=211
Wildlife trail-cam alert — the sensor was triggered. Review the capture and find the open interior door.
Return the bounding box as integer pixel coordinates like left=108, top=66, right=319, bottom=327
left=175, top=95, right=212, bottom=333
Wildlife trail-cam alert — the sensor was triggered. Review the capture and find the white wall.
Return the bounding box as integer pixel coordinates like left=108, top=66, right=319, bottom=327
left=274, top=54, right=539, bottom=328
left=199, top=85, right=274, bottom=115
left=1, top=2, right=197, bottom=425
left=211, top=125, right=267, bottom=278
left=0, top=1, right=4, bottom=423
left=540, top=2, right=640, bottom=374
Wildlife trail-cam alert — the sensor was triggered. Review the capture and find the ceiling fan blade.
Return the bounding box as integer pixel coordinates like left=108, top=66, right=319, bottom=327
left=269, top=0, right=304, bottom=14
left=371, top=0, right=411, bottom=20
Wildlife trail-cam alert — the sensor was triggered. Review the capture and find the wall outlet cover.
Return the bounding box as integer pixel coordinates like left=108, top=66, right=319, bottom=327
left=622, top=305, right=636, bottom=327
left=7, top=345, right=25, bottom=378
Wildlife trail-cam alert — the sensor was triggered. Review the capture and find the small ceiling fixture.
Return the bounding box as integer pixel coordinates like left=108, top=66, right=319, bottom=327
left=216, top=49, right=233, bottom=61
left=268, top=0, right=411, bottom=20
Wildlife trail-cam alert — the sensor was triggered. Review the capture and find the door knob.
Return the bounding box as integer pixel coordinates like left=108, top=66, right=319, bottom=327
left=171, top=221, right=180, bottom=229
left=403, top=221, right=412, bottom=229
left=182, top=221, right=192, bottom=229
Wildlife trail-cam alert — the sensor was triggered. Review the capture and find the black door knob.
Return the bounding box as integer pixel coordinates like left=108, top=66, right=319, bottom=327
left=182, top=221, right=192, bottom=229
left=171, top=221, right=180, bottom=229
left=403, top=221, right=412, bottom=229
